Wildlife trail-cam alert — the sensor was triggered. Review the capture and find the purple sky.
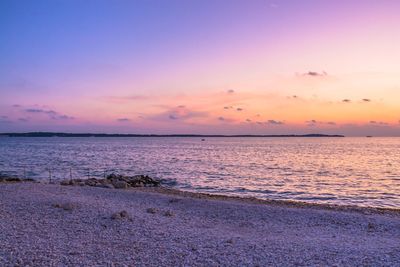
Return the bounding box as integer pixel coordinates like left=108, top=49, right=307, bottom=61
left=1, top=0, right=400, bottom=135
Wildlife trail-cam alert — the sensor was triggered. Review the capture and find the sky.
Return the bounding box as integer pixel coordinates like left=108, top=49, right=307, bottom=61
left=1, top=0, right=400, bottom=136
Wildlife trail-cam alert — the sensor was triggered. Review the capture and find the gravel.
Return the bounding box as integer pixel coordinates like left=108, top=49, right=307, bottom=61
left=0, top=182, right=399, bottom=266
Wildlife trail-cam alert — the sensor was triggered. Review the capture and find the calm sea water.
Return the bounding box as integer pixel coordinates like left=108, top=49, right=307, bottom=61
left=0, top=137, right=399, bottom=208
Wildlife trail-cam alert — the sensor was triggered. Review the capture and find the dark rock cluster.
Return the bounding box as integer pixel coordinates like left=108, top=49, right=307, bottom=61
left=60, top=173, right=161, bottom=189
left=0, top=175, right=35, bottom=183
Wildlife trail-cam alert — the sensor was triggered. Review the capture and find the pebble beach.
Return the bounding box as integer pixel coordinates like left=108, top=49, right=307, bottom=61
left=1, top=182, right=400, bottom=266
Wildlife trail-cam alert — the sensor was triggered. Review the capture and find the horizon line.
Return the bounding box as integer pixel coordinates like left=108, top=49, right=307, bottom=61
left=0, top=132, right=346, bottom=138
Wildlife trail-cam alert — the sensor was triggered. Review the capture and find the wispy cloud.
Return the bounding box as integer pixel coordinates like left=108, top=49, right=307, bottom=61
left=0, top=116, right=12, bottom=124
left=369, top=121, right=389, bottom=125
left=169, top=114, right=178, bottom=120
left=117, top=118, right=131, bottom=122
left=306, top=120, right=337, bottom=127
left=342, top=99, right=351, bottom=103
left=103, top=95, right=150, bottom=104
left=25, top=108, right=56, bottom=114
left=302, top=71, right=328, bottom=77
left=266, top=119, right=284, bottom=125
left=150, top=106, right=208, bottom=122
left=24, top=108, right=74, bottom=120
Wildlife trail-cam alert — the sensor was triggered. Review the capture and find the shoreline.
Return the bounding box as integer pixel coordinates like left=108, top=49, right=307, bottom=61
left=2, top=178, right=400, bottom=214
left=138, top=186, right=400, bottom=215
left=1, top=182, right=400, bottom=266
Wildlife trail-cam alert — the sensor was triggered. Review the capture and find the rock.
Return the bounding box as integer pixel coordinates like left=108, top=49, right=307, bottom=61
left=111, top=212, right=122, bottom=220
left=107, top=173, right=160, bottom=187
left=226, top=239, right=234, bottom=244
left=70, top=179, right=83, bottom=186
left=53, top=202, right=75, bottom=211
left=120, top=210, right=129, bottom=218
left=60, top=180, right=72, bottom=186
left=58, top=173, right=160, bottom=189
left=0, top=176, right=37, bottom=183
left=164, top=210, right=174, bottom=217
left=113, top=180, right=128, bottom=189
left=368, top=222, right=376, bottom=232
left=0, top=177, right=21, bottom=183
left=111, top=210, right=130, bottom=220
left=85, top=178, right=100, bottom=186
left=146, top=208, right=158, bottom=214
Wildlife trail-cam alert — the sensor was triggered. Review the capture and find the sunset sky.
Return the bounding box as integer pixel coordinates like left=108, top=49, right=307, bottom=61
left=1, top=0, right=400, bottom=136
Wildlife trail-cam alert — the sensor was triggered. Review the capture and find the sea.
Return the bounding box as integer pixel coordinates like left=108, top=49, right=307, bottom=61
left=0, top=137, right=399, bottom=209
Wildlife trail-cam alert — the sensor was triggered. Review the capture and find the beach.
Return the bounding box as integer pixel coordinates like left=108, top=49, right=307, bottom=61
left=1, top=182, right=399, bottom=266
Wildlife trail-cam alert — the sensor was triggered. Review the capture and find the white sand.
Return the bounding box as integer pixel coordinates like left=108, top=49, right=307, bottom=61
left=1, top=182, right=399, bottom=266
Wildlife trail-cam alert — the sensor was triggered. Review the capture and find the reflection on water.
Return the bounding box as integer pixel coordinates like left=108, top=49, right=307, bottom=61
left=0, top=137, right=399, bottom=208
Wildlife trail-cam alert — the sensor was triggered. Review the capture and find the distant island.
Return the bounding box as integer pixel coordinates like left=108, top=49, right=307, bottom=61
left=0, top=132, right=345, bottom=138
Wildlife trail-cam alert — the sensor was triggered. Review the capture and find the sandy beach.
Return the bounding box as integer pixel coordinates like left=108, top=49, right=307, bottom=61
left=1, top=182, right=399, bottom=266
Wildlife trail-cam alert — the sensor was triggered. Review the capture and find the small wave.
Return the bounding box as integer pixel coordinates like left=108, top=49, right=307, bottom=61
left=296, top=196, right=337, bottom=201
left=160, top=178, right=178, bottom=186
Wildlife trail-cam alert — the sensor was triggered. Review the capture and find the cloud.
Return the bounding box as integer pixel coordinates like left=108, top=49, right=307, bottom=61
left=103, top=95, right=150, bottom=104
left=117, top=118, right=130, bottom=122
left=169, top=114, right=178, bottom=120
left=12, top=104, right=21, bottom=108
left=18, top=118, right=29, bottom=122
left=223, top=106, right=233, bottom=110
left=342, top=99, right=351, bottom=103
left=151, top=105, right=209, bottom=122
left=25, top=108, right=50, bottom=113
left=218, top=117, right=225, bottom=121
left=24, top=108, right=74, bottom=120
left=0, top=116, right=12, bottom=124
left=369, top=121, right=388, bottom=125
left=236, top=108, right=243, bottom=112
left=303, top=71, right=328, bottom=77
left=246, top=119, right=252, bottom=122
left=362, top=98, right=371, bottom=102
left=266, top=120, right=284, bottom=125
left=305, top=120, right=337, bottom=127
left=227, top=89, right=235, bottom=94
left=54, top=115, right=74, bottom=120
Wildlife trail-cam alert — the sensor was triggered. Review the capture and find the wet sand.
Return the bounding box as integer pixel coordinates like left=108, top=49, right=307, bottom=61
left=1, top=182, right=399, bottom=266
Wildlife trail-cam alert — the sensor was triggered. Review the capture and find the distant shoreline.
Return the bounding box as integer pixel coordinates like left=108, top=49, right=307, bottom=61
left=0, top=132, right=345, bottom=138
